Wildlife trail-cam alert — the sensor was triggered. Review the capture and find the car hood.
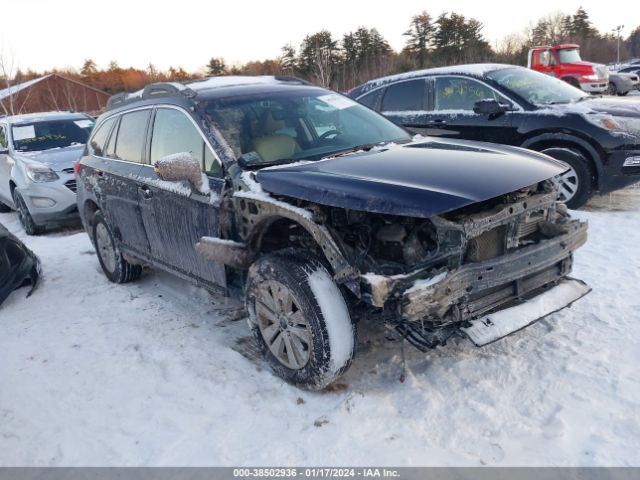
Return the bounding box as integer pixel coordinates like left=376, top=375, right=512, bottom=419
left=255, top=139, right=568, bottom=218
left=578, top=97, right=640, bottom=118
left=13, top=145, right=85, bottom=172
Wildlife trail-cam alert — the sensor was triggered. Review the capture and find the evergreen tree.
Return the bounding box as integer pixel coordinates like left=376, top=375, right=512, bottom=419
left=628, top=26, right=640, bottom=57
left=206, top=57, right=227, bottom=76
left=571, top=7, right=598, bottom=39
left=279, top=44, right=298, bottom=74
left=403, top=11, right=436, bottom=68
left=298, top=30, right=339, bottom=87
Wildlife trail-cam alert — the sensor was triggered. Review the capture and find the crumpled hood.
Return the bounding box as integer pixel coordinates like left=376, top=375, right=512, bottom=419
left=13, top=145, right=85, bottom=172
left=256, top=139, right=568, bottom=218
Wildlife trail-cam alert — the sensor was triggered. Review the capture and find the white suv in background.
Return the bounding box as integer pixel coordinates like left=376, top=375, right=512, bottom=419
left=0, top=111, right=94, bottom=234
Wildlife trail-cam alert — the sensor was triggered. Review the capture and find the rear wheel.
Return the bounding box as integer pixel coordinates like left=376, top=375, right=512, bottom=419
left=13, top=190, right=42, bottom=235
left=93, top=212, right=142, bottom=283
left=246, top=251, right=356, bottom=390
left=541, top=147, right=593, bottom=209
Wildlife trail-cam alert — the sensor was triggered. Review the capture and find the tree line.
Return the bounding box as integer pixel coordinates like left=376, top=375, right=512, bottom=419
left=4, top=6, right=640, bottom=95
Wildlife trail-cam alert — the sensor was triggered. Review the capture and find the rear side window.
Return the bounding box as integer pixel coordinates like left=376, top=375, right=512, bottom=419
left=113, top=110, right=150, bottom=163
left=381, top=80, right=425, bottom=112
left=88, top=117, right=115, bottom=156
left=358, top=89, right=383, bottom=110
left=150, top=108, right=221, bottom=176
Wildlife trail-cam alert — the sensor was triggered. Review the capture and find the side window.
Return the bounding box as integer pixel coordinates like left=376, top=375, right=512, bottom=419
left=434, top=77, right=500, bottom=111
left=150, top=108, right=221, bottom=176
left=358, top=89, right=382, bottom=110
left=113, top=110, right=150, bottom=163
left=0, top=125, right=7, bottom=149
left=88, top=117, right=115, bottom=156
left=381, top=80, right=425, bottom=112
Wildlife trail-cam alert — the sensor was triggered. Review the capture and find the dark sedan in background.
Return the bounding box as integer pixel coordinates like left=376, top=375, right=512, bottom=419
left=350, top=64, right=640, bottom=208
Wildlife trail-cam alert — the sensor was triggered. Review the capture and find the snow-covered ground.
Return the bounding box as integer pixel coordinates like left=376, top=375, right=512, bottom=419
left=1, top=190, right=640, bottom=467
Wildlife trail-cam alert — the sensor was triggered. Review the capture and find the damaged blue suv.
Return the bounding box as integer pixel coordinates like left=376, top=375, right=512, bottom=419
left=76, top=76, right=590, bottom=389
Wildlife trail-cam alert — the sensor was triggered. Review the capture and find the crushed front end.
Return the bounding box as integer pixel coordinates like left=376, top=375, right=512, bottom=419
left=339, top=181, right=590, bottom=350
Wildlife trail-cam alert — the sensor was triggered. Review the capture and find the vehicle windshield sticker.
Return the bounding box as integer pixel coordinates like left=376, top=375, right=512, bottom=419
left=12, top=125, right=36, bottom=141
left=74, top=119, right=94, bottom=128
left=241, top=151, right=262, bottom=163
left=318, top=94, right=357, bottom=110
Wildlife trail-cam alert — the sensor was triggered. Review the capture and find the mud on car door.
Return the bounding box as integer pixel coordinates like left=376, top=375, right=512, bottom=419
left=83, top=111, right=152, bottom=256
left=136, top=107, right=226, bottom=288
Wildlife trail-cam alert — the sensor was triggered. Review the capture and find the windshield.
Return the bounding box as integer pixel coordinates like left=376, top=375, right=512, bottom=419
left=204, top=88, right=410, bottom=166
left=12, top=118, right=94, bottom=152
left=557, top=48, right=581, bottom=63
left=486, top=67, right=586, bottom=106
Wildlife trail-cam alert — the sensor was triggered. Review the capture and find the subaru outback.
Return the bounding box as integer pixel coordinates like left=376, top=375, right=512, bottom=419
left=76, top=76, right=590, bottom=389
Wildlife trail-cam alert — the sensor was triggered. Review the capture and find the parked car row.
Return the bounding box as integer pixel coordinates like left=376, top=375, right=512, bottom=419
left=1, top=63, right=639, bottom=389
left=349, top=64, right=640, bottom=209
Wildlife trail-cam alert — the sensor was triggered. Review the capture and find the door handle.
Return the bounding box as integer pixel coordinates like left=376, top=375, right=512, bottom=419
left=140, top=186, right=153, bottom=200
left=95, top=169, right=104, bottom=177
left=427, top=119, right=447, bottom=126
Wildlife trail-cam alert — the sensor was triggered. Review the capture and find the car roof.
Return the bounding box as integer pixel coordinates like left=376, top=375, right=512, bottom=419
left=353, top=63, right=517, bottom=96
left=105, top=75, right=317, bottom=112
left=3, top=111, right=88, bottom=125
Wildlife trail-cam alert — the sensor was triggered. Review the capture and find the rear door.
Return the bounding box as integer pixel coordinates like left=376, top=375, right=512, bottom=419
left=137, top=106, right=226, bottom=287
left=376, top=79, right=429, bottom=133
left=86, top=110, right=152, bottom=256
left=422, top=76, right=516, bottom=144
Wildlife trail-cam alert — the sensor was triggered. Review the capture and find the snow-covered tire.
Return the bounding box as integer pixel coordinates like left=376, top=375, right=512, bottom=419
left=13, top=190, right=42, bottom=235
left=246, top=251, right=356, bottom=390
left=93, top=212, right=142, bottom=284
left=541, top=147, right=593, bottom=209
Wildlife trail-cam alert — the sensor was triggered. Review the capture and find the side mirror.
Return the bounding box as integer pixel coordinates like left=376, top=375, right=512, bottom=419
left=473, top=99, right=509, bottom=115
left=154, top=152, right=206, bottom=193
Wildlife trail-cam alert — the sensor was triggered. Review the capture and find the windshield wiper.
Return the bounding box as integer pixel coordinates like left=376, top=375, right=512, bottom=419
left=320, top=143, right=383, bottom=160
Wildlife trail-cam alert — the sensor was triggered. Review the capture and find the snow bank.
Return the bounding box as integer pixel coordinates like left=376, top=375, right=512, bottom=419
left=1, top=190, right=640, bottom=466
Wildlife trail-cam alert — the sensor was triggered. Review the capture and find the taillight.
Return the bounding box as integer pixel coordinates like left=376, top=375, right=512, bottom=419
left=73, top=160, right=81, bottom=177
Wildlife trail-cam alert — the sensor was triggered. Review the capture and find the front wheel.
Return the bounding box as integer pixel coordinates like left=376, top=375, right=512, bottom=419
left=246, top=251, right=356, bottom=390
left=13, top=190, right=41, bottom=235
left=93, top=212, right=142, bottom=283
left=607, top=82, right=618, bottom=96
left=541, top=148, right=593, bottom=209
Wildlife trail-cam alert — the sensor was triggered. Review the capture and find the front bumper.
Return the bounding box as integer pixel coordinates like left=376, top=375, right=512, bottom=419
left=599, top=149, right=640, bottom=192
left=580, top=81, right=608, bottom=93
left=399, top=220, right=587, bottom=323
left=19, top=172, right=79, bottom=225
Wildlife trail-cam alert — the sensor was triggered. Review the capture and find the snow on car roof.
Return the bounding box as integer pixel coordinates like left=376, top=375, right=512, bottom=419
left=358, top=63, right=516, bottom=92
left=187, top=76, right=306, bottom=92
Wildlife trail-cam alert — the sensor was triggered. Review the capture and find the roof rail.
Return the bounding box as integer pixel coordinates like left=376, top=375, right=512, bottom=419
left=106, top=82, right=197, bottom=111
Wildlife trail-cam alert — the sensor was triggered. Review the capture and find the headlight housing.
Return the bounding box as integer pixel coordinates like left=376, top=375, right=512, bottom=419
left=582, top=114, right=640, bottom=135
left=25, top=163, right=59, bottom=183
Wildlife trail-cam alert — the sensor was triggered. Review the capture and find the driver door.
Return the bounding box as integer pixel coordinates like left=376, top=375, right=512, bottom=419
left=137, top=106, right=226, bottom=288
left=422, top=76, right=516, bottom=145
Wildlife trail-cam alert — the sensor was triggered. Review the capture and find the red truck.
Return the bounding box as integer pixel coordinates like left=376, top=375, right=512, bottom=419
left=528, top=44, right=609, bottom=93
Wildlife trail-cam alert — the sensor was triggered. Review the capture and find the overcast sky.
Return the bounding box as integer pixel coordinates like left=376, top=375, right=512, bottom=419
left=1, top=0, right=637, bottom=73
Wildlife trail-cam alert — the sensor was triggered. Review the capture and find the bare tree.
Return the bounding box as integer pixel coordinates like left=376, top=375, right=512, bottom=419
left=0, top=45, right=18, bottom=116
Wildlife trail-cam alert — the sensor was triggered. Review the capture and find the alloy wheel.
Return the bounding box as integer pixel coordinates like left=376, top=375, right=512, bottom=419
left=255, top=279, right=311, bottom=370
left=553, top=166, right=579, bottom=203
left=95, top=222, right=117, bottom=274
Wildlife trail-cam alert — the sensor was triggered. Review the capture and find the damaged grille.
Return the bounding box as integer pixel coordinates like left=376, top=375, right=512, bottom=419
left=465, top=209, right=549, bottom=263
